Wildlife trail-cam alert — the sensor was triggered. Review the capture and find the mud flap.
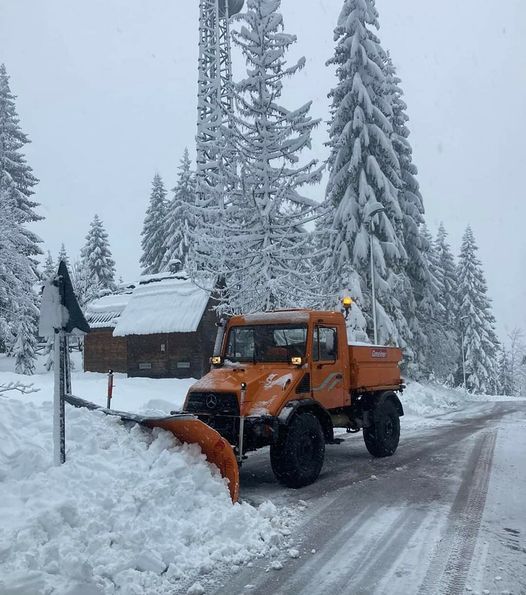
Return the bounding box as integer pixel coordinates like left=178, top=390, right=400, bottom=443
left=65, top=395, right=240, bottom=503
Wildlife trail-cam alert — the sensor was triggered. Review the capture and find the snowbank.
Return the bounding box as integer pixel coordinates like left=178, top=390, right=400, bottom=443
left=401, top=380, right=526, bottom=419
left=0, top=395, right=296, bottom=594
left=400, top=381, right=464, bottom=417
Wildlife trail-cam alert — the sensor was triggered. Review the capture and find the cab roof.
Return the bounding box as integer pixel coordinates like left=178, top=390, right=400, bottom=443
left=229, top=309, right=344, bottom=326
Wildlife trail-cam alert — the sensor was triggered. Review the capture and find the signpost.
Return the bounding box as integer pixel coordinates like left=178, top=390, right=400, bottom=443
left=39, top=261, right=90, bottom=465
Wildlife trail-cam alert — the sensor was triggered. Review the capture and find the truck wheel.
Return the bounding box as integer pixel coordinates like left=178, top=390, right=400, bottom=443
left=270, top=413, right=325, bottom=488
left=363, top=400, right=400, bottom=457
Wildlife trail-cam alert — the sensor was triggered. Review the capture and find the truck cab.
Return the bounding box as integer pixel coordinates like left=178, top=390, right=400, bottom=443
left=183, top=309, right=404, bottom=488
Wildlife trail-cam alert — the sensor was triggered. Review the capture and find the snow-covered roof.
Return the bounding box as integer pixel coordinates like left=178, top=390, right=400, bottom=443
left=113, top=273, right=213, bottom=337
left=85, top=293, right=132, bottom=329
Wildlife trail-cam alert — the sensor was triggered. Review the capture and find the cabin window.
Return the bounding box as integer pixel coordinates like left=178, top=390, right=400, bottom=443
left=177, top=362, right=191, bottom=369
left=313, top=327, right=338, bottom=362
left=139, top=363, right=152, bottom=370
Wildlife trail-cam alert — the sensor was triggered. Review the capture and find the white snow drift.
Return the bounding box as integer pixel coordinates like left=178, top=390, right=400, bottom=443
left=0, top=395, right=295, bottom=595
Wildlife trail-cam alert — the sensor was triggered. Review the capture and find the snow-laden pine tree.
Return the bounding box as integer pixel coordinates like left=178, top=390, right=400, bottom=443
left=57, top=243, right=71, bottom=271
left=162, top=150, right=195, bottom=272
left=497, top=347, right=513, bottom=396
left=42, top=250, right=55, bottom=280
left=13, top=304, right=38, bottom=375
left=384, top=55, right=433, bottom=374
left=71, top=260, right=103, bottom=310
left=434, top=223, right=459, bottom=331
left=80, top=215, right=116, bottom=293
left=0, top=196, right=36, bottom=350
left=320, top=0, right=410, bottom=348
left=193, top=0, right=323, bottom=313
left=456, top=226, right=499, bottom=393
left=505, top=328, right=525, bottom=396
left=418, top=224, right=458, bottom=381
left=0, top=64, right=40, bottom=370
left=0, top=64, right=41, bottom=260
left=140, top=174, right=168, bottom=275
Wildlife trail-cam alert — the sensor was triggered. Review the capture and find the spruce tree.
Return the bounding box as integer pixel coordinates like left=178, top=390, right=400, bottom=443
left=57, top=243, right=71, bottom=271
left=0, top=64, right=40, bottom=370
left=0, top=196, right=36, bottom=352
left=71, top=260, right=103, bottom=310
left=193, top=0, right=322, bottom=313
left=80, top=215, right=116, bottom=292
left=419, top=224, right=458, bottom=381
left=497, top=347, right=513, bottom=396
left=223, top=0, right=322, bottom=312
left=42, top=250, right=55, bottom=280
left=456, top=226, right=499, bottom=393
left=506, top=328, right=525, bottom=396
left=321, top=0, right=410, bottom=348
left=162, top=150, right=195, bottom=272
left=140, top=174, right=168, bottom=275
left=13, top=305, right=37, bottom=375
left=434, top=223, right=458, bottom=329
left=0, top=64, right=41, bottom=258
left=385, top=55, right=432, bottom=374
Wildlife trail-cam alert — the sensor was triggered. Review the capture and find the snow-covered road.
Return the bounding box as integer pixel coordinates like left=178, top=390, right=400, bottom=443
left=1, top=358, right=525, bottom=594
left=211, top=401, right=526, bottom=595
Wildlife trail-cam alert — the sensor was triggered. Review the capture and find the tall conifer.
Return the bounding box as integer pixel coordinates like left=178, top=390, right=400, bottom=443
left=80, top=215, right=116, bottom=292
left=141, top=174, right=168, bottom=275
left=456, top=226, right=499, bottom=393
left=321, top=0, right=410, bottom=348
left=193, top=0, right=322, bottom=313
left=163, top=150, right=195, bottom=272
left=0, top=64, right=40, bottom=370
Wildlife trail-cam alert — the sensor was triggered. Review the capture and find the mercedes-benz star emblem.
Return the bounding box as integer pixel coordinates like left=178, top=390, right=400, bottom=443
left=206, top=394, right=218, bottom=409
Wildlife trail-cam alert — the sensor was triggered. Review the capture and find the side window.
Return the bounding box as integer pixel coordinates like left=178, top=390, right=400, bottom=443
left=313, top=327, right=338, bottom=362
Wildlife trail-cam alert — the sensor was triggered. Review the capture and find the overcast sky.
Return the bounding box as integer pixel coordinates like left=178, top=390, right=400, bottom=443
left=1, top=0, right=524, bottom=338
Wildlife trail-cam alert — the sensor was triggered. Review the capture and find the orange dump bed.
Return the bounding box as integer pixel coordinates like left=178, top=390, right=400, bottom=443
left=348, top=345, right=403, bottom=392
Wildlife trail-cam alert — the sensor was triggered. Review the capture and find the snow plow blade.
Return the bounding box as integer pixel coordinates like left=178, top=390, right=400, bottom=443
left=65, top=395, right=239, bottom=503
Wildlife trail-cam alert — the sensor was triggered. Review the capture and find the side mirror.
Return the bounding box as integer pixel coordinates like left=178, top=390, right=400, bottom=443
left=291, top=356, right=303, bottom=367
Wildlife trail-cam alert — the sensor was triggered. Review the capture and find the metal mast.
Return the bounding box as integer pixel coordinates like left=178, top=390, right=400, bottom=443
left=196, top=0, right=243, bottom=196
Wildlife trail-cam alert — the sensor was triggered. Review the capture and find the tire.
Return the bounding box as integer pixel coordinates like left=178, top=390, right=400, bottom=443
left=270, top=412, right=325, bottom=488
left=363, top=399, right=400, bottom=457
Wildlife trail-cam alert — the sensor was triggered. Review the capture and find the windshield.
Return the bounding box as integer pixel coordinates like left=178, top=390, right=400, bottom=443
left=225, top=324, right=308, bottom=363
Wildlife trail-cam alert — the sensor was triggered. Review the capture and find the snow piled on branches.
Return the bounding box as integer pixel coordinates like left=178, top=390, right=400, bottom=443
left=319, top=0, right=413, bottom=351
left=0, top=63, right=41, bottom=374
left=191, top=0, right=323, bottom=314
left=80, top=215, right=117, bottom=293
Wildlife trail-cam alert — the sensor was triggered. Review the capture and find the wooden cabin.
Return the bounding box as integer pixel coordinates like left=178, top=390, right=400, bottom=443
left=84, top=293, right=132, bottom=373
left=84, top=273, right=218, bottom=379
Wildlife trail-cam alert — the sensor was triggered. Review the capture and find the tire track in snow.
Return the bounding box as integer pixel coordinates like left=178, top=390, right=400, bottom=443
left=278, top=507, right=410, bottom=595
left=418, top=430, right=497, bottom=595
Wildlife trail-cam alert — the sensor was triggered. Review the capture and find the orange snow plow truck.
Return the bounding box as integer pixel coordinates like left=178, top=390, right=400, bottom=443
left=180, top=308, right=404, bottom=500
left=68, top=308, right=403, bottom=504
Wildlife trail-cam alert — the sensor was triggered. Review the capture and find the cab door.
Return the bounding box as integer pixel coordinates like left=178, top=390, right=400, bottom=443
left=311, top=325, right=345, bottom=409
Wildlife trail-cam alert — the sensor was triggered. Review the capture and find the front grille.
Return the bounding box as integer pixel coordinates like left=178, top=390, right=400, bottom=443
left=185, top=392, right=240, bottom=416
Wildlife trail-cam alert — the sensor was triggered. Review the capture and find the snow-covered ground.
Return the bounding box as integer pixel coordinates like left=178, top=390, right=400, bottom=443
left=0, top=356, right=297, bottom=594
left=0, top=354, right=524, bottom=594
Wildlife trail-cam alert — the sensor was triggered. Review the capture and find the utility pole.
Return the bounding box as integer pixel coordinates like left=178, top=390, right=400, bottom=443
left=364, top=203, right=385, bottom=345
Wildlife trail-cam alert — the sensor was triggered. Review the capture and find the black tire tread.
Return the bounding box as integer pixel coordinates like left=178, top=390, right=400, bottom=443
left=270, top=412, right=325, bottom=488
left=363, top=399, right=400, bottom=458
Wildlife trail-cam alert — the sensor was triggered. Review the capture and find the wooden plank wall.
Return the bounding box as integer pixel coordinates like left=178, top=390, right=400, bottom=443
left=127, top=299, right=218, bottom=379
left=84, top=329, right=128, bottom=373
